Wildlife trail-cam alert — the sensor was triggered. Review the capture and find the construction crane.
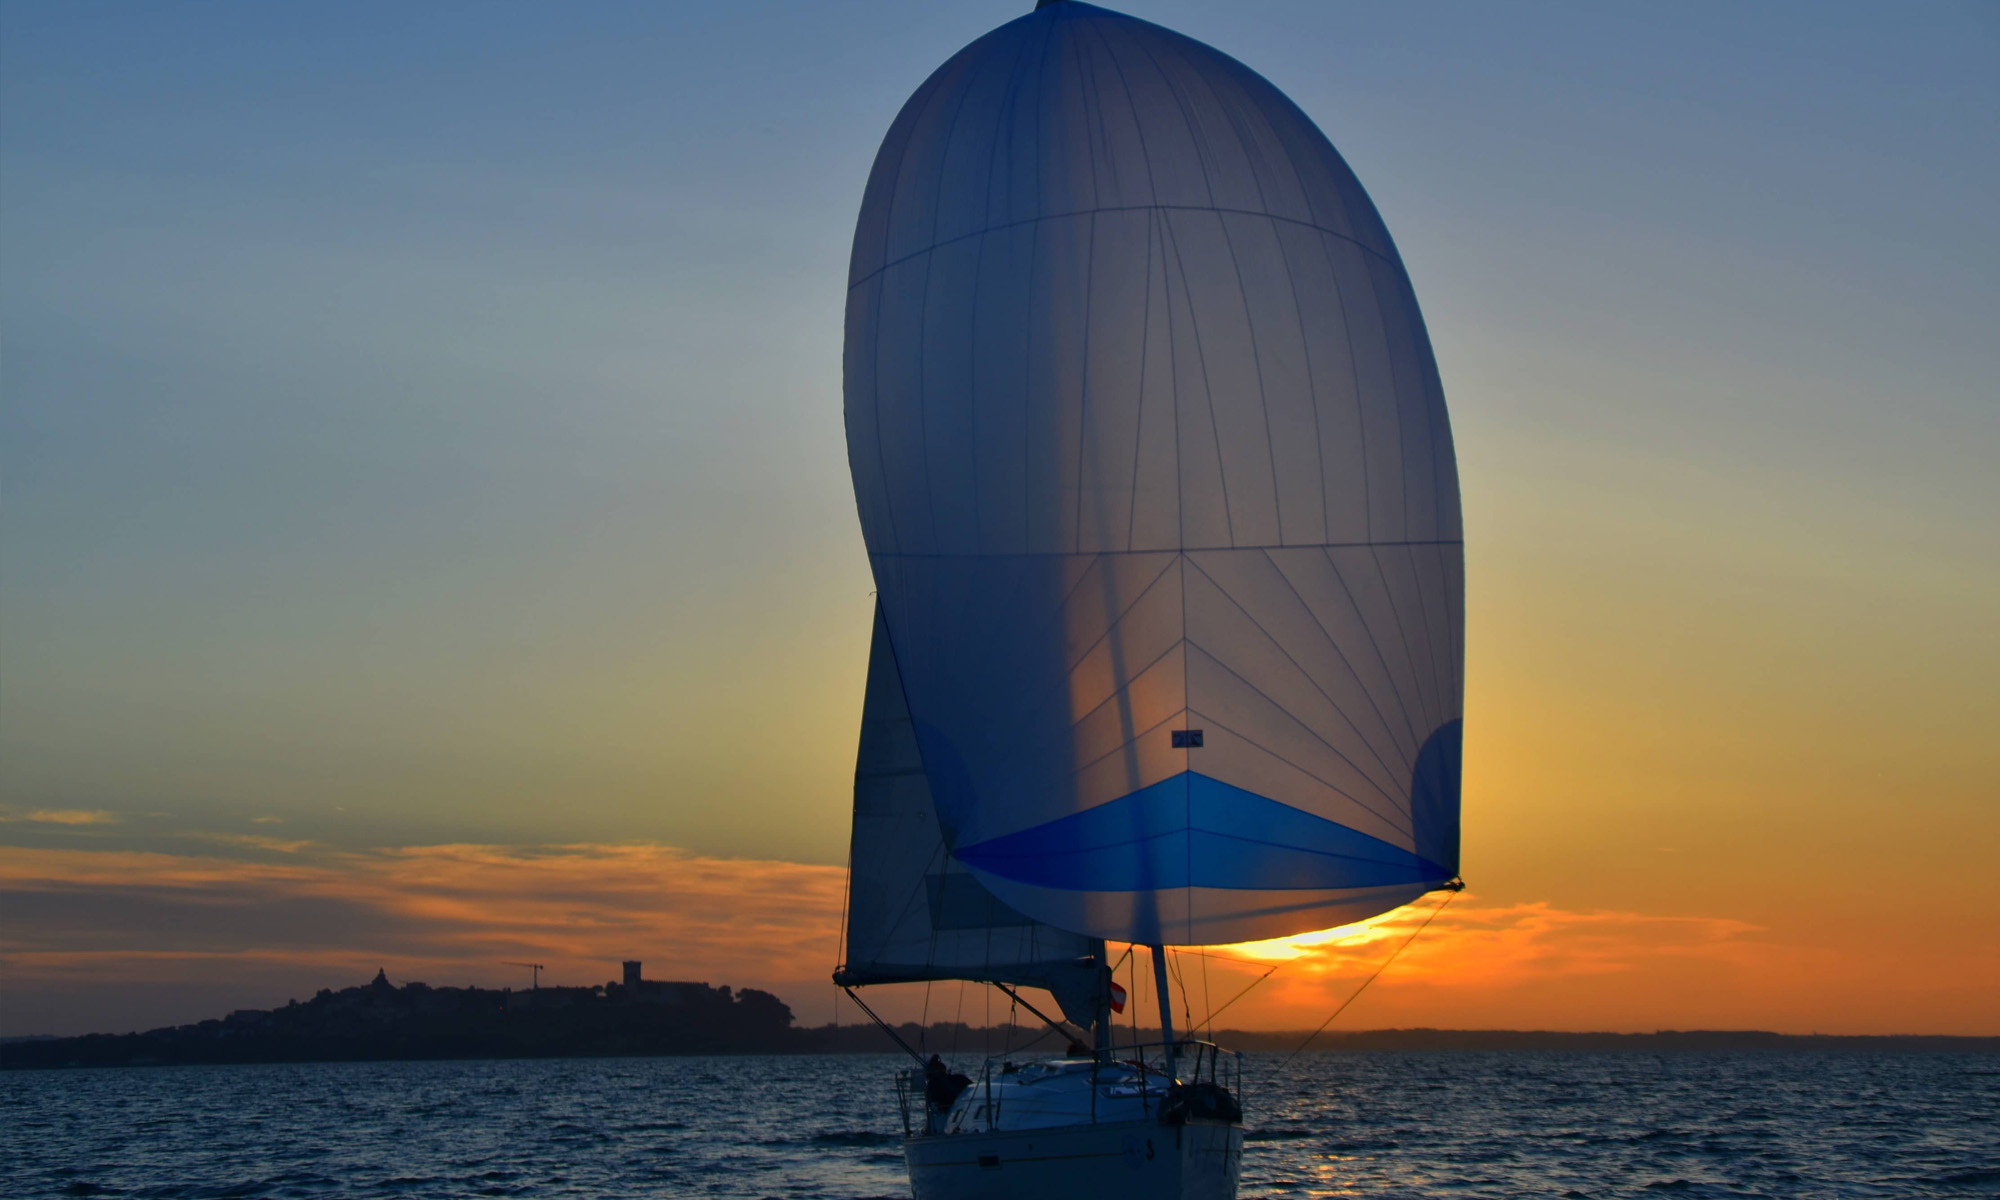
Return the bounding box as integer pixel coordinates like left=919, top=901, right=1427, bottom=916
left=502, top=961, right=545, bottom=989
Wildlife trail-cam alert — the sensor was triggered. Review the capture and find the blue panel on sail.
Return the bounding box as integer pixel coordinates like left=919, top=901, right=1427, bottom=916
left=954, top=772, right=1449, bottom=893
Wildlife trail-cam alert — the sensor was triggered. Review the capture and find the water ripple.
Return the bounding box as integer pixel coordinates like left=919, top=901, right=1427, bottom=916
left=2, top=1051, right=1993, bottom=1198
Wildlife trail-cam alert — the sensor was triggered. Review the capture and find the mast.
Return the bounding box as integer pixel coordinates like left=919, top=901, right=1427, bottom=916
left=1151, top=944, right=1176, bottom=1079
left=1090, top=938, right=1112, bottom=1058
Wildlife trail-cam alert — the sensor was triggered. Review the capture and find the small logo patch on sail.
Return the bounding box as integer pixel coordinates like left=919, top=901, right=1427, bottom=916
left=1170, top=729, right=1204, bottom=749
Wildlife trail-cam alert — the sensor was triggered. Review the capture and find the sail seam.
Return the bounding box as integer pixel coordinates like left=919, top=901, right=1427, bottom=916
left=1191, top=549, right=1414, bottom=790
left=1320, top=545, right=1426, bottom=757
left=871, top=538, right=1460, bottom=559
left=1182, top=651, right=1417, bottom=841
left=849, top=203, right=1410, bottom=292
left=1256, top=548, right=1419, bottom=779
left=913, top=557, right=1181, bottom=796
left=1159, top=207, right=1234, bottom=548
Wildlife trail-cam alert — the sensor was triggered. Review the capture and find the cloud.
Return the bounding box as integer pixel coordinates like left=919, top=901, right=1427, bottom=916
left=1225, top=894, right=1764, bottom=981
left=2, top=844, right=1994, bottom=1038
left=191, top=833, right=319, bottom=854
left=1, top=809, right=120, bottom=825
left=1154, top=894, right=1998, bottom=1036
left=0, top=841, right=848, bottom=1035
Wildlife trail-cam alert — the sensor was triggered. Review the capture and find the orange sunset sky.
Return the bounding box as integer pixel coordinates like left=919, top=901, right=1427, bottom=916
left=3, top=2, right=1996, bottom=1039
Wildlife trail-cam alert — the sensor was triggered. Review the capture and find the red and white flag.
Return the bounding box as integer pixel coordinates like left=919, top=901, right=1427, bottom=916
left=1108, top=981, right=1127, bottom=1014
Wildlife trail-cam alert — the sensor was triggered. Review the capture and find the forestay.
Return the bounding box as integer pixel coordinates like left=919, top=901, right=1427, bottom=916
left=844, top=1, right=1463, bottom=946
left=835, top=603, right=1103, bottom=1026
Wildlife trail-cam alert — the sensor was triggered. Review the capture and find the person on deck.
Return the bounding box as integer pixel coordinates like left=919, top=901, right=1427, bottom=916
left=924, top=1054, right=952, bottom=1111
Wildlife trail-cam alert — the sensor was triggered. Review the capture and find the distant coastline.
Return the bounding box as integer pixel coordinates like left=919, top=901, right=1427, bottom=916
left=4, top=970, right=1994, bottom=1069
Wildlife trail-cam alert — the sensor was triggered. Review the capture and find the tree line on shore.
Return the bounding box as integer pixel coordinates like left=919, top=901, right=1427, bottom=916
left=6, top=970, right=1992, bottom=1069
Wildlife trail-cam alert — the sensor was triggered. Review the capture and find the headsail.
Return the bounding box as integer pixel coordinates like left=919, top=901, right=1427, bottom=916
left=843, top=1, right=1463, bottom=947
left=835, top=602, right=1103, bottom=1026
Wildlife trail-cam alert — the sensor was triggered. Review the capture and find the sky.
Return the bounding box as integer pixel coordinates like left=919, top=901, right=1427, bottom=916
left=3, top=0, right=1995, bottom=1039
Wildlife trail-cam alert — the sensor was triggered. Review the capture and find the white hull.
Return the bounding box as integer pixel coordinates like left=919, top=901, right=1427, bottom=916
left=905, top=1117, right=1242, bottom=1200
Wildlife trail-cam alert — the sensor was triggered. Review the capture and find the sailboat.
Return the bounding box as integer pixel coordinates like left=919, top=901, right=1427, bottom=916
left=833, top=2, right=1463, bottom=1196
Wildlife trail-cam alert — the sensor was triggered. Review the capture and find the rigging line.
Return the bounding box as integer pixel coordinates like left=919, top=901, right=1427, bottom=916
left=1201, top=964, right=1278, bottom=1031
left=920, top=978, right=935, bottom=1053
left=1180, top=946, right=1287, bottom=969
left=1282, top=887, right=1460, bottom=1064
left=834, top=830, right=853, bottom=971
left=1168, top=948, right=1194, bottom=1039
left=833, top=830, right=854, bottom=1029
left=992, top=983, right=1083, bottom=1046
left=842, top=986, right=927, bottom=1070
left=1131, top=947, right=1144, bottom=1047
left=1198, top=946, right=1212, bottom=1040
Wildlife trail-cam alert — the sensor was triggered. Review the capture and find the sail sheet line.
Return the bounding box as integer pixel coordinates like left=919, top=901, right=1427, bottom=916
left=1282, top=886, right=1460, bottom=1062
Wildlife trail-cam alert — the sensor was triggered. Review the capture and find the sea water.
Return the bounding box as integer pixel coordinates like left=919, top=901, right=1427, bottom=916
left=2, top=1051, right=1992, bottom=1198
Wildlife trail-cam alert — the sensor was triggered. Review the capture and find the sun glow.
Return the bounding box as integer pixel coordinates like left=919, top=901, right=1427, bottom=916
left=1223, top=912, right=1413, bottom=964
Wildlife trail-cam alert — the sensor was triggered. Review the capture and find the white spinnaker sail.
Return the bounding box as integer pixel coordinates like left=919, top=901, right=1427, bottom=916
left=836, top=602, right=1103, bottom=1026
left=845, top=1, right=1462, bottom=946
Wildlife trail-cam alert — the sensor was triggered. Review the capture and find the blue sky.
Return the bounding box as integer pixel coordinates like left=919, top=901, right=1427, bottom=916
left=3, top=1, right=1997, bottom=1034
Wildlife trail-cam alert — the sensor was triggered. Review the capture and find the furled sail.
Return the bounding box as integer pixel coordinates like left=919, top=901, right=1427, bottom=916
left=844, top=1, right=1462, bottom=946
left=835, top=602, right=1104, bottom=1026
